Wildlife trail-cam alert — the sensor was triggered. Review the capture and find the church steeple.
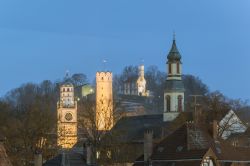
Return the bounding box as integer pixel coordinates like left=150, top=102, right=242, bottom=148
left=167, top=36, right=182, bottom=62
left=164, top=34, right=185, bottom=122
left=166, top=35, right=182, bottom=81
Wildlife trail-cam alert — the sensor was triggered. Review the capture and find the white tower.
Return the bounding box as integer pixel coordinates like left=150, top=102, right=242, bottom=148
left=57, top=80, right=77, bottom=148
left=137, top=64, right=147, bottom=96
left=163, top=36, right=185, bottom=122
left=96, top=72, right=113, bottom=131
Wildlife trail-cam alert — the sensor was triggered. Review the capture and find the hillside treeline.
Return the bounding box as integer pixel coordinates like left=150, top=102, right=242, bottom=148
left=0, top=66, right=249, bottom=165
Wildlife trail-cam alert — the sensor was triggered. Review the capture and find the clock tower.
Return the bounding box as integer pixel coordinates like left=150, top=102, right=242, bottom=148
left=57, top=80, right=77, bottom=149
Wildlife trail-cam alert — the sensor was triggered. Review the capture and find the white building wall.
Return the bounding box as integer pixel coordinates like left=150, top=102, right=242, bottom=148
left=219, top=110, right=247, bottom=139
left=167, top=63, right=182, bottom=80
left=164, top=92, right=184, bottom=112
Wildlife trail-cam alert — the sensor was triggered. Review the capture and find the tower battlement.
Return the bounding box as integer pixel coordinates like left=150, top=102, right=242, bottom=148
left=96, top=71, right=113, bottom=131
left=96, top=72, right=112, bottom=82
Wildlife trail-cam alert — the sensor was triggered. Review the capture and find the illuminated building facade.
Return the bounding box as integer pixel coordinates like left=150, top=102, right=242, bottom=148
left=120, top=64, right=149, bottom=97
left=57, top=81, right=78, bottom=148
left=96, top=72, right=113, bottom=131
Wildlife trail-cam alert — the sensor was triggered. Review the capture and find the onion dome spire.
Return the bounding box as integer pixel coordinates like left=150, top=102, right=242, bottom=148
left=167, top=33, right=182, bottom=62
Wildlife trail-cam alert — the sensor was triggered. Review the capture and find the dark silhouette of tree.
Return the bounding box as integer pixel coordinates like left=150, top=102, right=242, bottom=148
left=71, top=73, right=88, bottom=86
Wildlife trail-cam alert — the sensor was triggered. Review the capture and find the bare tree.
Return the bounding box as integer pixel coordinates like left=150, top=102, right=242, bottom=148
left=77, top=97, right=125, bottom=165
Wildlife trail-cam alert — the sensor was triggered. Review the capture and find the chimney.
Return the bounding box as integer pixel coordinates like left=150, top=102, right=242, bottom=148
left=144, top=130, right=153, bottom=163
left=86, top=142, right=93, bottom=165
left=34, top=150, right=42, bottom=166
left=186, top=121, right=194, bottom=150
left=213, top=120, right=218, bottom=140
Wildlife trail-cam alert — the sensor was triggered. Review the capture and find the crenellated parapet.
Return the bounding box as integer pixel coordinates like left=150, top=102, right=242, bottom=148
left=96, top=72, right=112, bottom=82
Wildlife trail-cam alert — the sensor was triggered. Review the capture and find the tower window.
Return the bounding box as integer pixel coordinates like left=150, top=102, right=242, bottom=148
left=169, top=64, right=172, bottom=74
left=178, top=95, right=183, bottom=112
left=177, top=63, right=180, bottom=74
left=166, top=95, right=171, bottom=112
left=67, top=88, right=70, bottom=92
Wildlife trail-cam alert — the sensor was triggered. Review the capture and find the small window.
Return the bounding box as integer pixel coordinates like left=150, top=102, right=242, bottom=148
left=169, top=64, right=172, bottom=74
left=177, top=63, right=180, bottom=74
left=166, top=95, right=171, bottom=112
left=178, top=95, right=183, bottom=112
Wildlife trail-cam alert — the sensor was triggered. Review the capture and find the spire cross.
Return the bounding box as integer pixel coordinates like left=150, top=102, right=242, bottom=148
left=173, top=31, right=176, bottom=40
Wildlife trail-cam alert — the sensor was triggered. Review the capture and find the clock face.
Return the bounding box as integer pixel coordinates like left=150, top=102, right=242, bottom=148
left=65, top=113, right=73, bottom=121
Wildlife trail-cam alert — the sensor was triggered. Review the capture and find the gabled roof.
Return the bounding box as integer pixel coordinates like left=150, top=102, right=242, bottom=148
left=111, top=114, right=168, bottom=142
left=134, top=121, right=250, bottom=166
left=219, top=110, right=248, bottom=139
left=134, top=123, right=211, bottom=166
left=234, top=109, right=250, bottom=126
left=150, top=124, right=211, bottom=161
left=43, top=151, right=86, bottom=166
left=217, top=141, right=250, bottom=162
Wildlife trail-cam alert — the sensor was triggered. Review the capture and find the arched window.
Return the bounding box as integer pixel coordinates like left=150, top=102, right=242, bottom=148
left=177, top=63, right=180, bottom=74
left=178, top=95, right=183, bottom=112
left=168, top=64, right=172, bottom=74
left=166, top=95, right=171, bottom=112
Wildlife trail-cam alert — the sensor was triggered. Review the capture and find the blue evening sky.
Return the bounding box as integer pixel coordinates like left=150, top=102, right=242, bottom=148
left=0, top=0, right=249, bottom=102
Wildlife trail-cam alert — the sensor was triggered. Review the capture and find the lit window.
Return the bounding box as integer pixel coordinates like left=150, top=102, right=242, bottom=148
left=96, top=151, right=100, bottom=159
left=107, top=150, right=111, bottom=159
